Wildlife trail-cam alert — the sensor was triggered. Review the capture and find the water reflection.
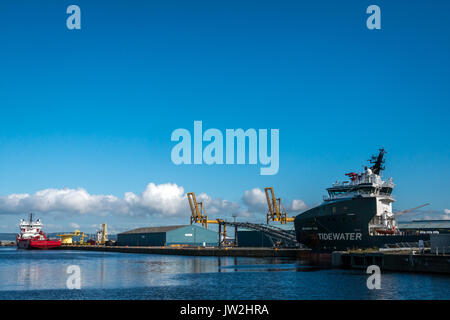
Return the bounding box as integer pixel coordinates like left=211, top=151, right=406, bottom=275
left=0, top=248, right=312, bottom=291
left=217, top=256, right=240, bottom=272
left=1, top=247, right=449, bottom=300
left=219, top=262, right=324, bottom=272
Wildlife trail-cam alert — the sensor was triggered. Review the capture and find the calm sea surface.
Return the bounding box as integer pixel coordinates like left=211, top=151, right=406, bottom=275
left=0, top=247, right=448, bottom=300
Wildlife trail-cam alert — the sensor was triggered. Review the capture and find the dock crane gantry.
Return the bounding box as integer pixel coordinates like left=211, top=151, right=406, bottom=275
left=264, top=187, right=295, bottom=224
left=56, top=230, right=87, bottom=245
left=187, top=192, right=228, bottom=245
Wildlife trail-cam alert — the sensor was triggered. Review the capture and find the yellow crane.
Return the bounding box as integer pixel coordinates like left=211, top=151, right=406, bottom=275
left=265, top=187, right=295, bottom=224
left=187, top=192, right=227, bottom=245
left=56, top=230, right=87, bottom=245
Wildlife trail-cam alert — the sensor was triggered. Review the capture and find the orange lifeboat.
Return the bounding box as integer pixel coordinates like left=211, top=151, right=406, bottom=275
left=375, top=226, right=397, bottom=235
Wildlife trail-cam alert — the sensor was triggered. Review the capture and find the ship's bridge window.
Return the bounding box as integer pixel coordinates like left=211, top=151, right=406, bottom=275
left=329, top=190, right=347, bottom=196
left=359, top=187, right=376, bottom=194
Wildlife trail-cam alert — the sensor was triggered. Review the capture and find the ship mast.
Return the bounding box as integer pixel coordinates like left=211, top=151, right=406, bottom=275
left=369, top=148, right=386, bottom=175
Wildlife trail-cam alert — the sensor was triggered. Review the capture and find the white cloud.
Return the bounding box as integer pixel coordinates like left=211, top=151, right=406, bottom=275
left=70, top=222, right=80, bottom=229
left=401, top=208, right=450, bottom=221
left=129, top=183, right=189, bottom=217
left=438, top=209, right=450, bottom=220
left=196, top=193, right=240, bottom=217
left=0, top=183, right=226, bottom=218
left=0, top=184, right=307, bottom=223
left=242, top=188, right=267, bottom=212
left=0, top=188, right=128, bottom=216
left=242, top=187, right=307, bottom=215
left=423, top=214, right=450, bottom=220
left=287, top=199, right=308, bottom=212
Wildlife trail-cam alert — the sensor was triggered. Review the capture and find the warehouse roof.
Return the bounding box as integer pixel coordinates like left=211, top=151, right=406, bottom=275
left=119, top=225, right=189, bottom=234
left=398, top=220, right=450, bottom=230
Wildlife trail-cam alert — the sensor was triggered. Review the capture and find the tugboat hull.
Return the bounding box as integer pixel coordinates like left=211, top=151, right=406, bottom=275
left=16, top=238, right=61, bottom=250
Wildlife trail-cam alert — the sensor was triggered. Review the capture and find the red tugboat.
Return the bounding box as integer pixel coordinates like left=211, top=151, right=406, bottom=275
left=16, top=213, right=61, bottom=249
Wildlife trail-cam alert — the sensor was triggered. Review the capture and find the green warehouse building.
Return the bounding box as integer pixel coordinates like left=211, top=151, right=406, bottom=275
left=117, top=225, right=218, bottom=247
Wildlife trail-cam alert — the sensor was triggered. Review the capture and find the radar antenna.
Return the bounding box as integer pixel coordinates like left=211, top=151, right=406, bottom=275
left=369, top=148, right=386, bottom=175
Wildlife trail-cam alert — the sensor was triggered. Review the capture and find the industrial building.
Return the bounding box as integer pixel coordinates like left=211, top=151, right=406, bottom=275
left=398, top=220, right=450, bottom=235
left=237, top=230, right=273, bottom=247
left=237, top=224, right=295, bottom=247
left=117, top=225, right=218, bottom=247
left=430, top=234, right=450, bottom=254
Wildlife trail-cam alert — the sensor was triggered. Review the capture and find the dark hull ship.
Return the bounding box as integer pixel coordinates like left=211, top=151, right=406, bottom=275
left=294, top=149, right=430, bottom=252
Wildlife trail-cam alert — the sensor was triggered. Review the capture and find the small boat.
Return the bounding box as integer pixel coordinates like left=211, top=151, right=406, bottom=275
left=375, top=227, right=397, bottom=235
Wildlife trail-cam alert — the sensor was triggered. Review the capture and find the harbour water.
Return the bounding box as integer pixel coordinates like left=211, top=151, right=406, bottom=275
left=0, top=247, right=448, bottom=300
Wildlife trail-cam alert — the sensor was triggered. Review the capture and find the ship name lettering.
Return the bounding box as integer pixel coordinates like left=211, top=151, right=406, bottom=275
left=318, top=233, right=362, bottom=240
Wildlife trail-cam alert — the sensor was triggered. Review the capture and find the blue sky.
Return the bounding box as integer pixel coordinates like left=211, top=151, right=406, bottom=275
left=0, top=0, right=449, bottom=233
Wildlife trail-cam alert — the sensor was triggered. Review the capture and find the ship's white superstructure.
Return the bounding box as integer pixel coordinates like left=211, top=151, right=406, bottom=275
left=323, top=149, right=398, bottom=235
left=18, top=214, right=46, bottom=240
